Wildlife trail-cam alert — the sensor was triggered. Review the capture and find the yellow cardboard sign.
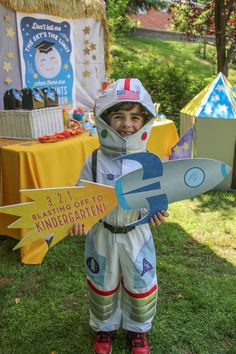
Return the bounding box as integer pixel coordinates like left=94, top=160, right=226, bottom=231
left=0, top=182, right=118, bottom=249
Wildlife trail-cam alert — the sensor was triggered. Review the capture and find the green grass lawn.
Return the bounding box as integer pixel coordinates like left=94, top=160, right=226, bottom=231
left=1, top=191, right=236, bottom=354
left=110, top=36, right=236, bottom=86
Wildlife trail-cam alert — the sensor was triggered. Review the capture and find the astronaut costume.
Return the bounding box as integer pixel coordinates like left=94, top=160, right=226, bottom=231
left=77, top=78, right=158, bottom=333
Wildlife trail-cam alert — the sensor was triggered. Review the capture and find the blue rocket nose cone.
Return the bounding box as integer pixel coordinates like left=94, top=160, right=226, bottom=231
left=221, top=163, right=232, bottom=177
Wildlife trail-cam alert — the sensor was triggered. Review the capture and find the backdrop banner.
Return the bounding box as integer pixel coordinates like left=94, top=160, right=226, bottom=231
left=16, top=12, right=105, bottom=109
left=17, top=12, right=74, bottom=106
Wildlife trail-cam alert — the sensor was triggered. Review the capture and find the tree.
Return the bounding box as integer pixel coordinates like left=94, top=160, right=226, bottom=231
left=214, top=0, right=236, bottom=76
left=105, top=0, right=134, bottom=39
left=170, top=0, right=236, bottom=76
left=125, top=0, right=165, bottom=13
left=105, top=0, right=164, bottom=39
left=104, top=0, right=162, bottom=13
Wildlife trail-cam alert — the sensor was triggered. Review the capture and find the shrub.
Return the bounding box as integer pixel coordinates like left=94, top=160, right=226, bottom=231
left=110, top=50, right=207, bottom=129
left=106, top=0, right=134, bottom=40
left=194, top=42, right=217, bottom=64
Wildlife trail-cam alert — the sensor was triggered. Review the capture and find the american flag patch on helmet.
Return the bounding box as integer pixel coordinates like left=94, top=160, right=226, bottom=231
left=117, top=89, right=140, bottom=100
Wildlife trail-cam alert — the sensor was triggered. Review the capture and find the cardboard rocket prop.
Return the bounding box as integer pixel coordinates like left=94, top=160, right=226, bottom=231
left=114, top=152, right=231, bottom=225
left=0, top=152, right=231, bottom=250
left=180, top=72, right=236, bottom=190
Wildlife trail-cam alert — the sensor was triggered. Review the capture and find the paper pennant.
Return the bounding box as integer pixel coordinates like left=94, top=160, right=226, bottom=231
left=171, top=128, right=193, bottom=160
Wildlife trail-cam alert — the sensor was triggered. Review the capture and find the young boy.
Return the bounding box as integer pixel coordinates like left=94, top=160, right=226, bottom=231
left=70, top=78, right=168, bottom=354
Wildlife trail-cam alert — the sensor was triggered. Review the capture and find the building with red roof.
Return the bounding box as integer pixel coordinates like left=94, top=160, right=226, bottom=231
left=129, top=8, right=172, bottom=30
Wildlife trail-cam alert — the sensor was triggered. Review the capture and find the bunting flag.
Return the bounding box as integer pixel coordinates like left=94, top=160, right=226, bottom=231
left=171, top=128, right=193, bottom=160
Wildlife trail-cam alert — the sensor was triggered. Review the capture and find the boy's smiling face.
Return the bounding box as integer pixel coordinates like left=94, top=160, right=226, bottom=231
left=108, top=106, right=145, bottom=137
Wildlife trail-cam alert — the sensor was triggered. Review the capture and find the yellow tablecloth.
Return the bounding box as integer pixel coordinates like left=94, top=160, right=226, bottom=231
left=147, top=119, right=179, bottom=159
left=0, top=119, right=178, bottom=264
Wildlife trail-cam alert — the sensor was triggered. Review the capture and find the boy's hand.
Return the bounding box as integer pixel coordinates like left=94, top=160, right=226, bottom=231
left=149, top=210, right=169, bottom=227
left=69, top=223, right=88, bottom=236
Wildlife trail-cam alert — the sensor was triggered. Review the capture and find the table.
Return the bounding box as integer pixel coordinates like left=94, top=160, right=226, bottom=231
left=0, top=119, right=178, bottom=264
left=147, top=119, right=179, bottom=160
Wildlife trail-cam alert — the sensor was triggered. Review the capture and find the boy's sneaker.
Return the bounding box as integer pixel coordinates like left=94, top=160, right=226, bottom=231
left=127, top=331, right=150, bottom=354
left=93, top=331, right=113, bottom=354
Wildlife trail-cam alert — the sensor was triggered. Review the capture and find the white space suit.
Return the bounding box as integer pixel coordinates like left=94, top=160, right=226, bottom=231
left=78, top=78, right=158, bottom=332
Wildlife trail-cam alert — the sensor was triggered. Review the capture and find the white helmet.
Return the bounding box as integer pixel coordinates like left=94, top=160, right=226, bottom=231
left=95, top=78, right=156, bottom=155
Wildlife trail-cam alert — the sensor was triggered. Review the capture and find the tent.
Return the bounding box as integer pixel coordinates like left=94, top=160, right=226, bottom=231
left=180, top=72, right=236, bottom=190
left=0, top=0, right=109, bottom=109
